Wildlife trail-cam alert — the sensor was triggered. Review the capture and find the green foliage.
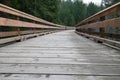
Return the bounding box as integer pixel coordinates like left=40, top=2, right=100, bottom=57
left=86, top=2, right=101, bottom=17
left=73, top=0, right=87, bottom=24
left=57, top=0, right=76, bottom=26
left=57, top=0, right=101, bottom=26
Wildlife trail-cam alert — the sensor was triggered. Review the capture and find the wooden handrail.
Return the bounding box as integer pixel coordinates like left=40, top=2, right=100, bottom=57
left=0, top=30, right=49, bottom=37
left=76, top=2, right=120, bottom=26
left=0, top=3, right=63, bottom=28
left=0, top=17, right=62, bottom=29
left=76, top=17, right=120, bottom=29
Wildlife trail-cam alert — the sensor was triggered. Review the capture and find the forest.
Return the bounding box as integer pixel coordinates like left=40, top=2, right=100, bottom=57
left=0, top=0, right=120, bottom=26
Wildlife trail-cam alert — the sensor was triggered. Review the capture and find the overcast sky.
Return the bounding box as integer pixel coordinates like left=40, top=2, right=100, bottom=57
left=83, top=0, right=102, bottom=5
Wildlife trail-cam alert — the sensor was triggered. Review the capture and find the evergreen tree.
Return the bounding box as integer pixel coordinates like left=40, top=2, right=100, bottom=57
left=87, top=2, right=101, bottom=17
left=57, top=0, right=101, bottom=26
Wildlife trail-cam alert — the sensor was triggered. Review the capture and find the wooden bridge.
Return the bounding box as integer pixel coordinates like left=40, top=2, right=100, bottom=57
left=0, top=2, right=120, bottom=80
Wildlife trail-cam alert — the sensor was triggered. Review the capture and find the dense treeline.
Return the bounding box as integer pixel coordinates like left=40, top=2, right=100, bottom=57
left=57, top=0, right=101, bottom=26
left=0, top=0, right=120, bottom=27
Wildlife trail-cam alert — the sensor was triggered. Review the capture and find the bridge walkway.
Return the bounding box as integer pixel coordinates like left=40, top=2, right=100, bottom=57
left=0, top=30, right=120, bottom=80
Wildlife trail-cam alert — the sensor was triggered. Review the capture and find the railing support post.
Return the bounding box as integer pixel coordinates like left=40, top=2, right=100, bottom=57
left=15, top=16, right=21, bottom=36
left=88, top=28, right=92, bottom=34
left=99, top=28, right=105, bottom=38
left=33, top=21, right=36, bottom=34
left=99, top=16, right=105, bottom=38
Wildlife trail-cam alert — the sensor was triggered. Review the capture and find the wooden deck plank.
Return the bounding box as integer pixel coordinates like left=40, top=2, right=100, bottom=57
left=0, top=74, right=120, bottom=80
left=0, top=53, right=119, bottom=59
left=0, top=57, right=120, bottom=64
left=0, top=64, right=120, bottom=75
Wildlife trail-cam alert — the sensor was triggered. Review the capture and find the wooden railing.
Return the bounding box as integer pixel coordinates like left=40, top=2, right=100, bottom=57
left=76, top=2, right=120, bottom=48
left=0, top=4, right=63, bottom=27
left=0, top=4, right=65, bottom=44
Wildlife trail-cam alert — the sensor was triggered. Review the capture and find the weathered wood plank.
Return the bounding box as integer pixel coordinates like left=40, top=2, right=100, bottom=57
left=0, top=57, right=120, bottom=64
left=0, top=17, right=59, bottom=29
left=0, top=36, right=21, bottom=44
left=0, top=74, right=120, bottom=80
left=77, top=18, right=120, bottom=29
left=0, top=64, right=120, bottom=75
left=0, top=30, right=47, bottom=37
left=0, top=53, right=119, bottom=59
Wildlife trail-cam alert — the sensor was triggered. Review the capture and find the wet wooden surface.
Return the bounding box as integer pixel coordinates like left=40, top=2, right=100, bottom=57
left=0, top=30, right=120, bottom=80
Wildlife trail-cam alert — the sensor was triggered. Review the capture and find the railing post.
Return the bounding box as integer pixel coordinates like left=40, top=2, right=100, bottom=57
left=88, top=28, right=92, bottom=34
left=0, top=13, right=1, bottom=32
left=99, top=28, right=105, bottom=38
left=65, top=27, right=67, bottom=30
left=15, top=16, right=21, bottom=36
left=16, top=26, right=20, bottom=36
left=33, top=21, right=36, bottom=34
left=99, top=16, right=105, bottom=37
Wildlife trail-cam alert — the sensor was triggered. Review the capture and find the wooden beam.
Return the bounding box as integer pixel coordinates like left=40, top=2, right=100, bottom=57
left=77, top=17, right=120, bottom=29
left=0, top=30, right=58, bottom=44
left=0, top=17, right=62, bottom=29
left=0, top=31, right=18, bottom=37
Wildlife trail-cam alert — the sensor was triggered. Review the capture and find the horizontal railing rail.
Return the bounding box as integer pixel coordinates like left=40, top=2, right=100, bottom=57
left=0, top=4, right=64, bottom=44
left=0, top=30, right=59, bottom=44
left=0, top=30, right=52, bottom=38
left=0, top=17, right=62, bottom=29
left=76, top=2, right=120, bottom=48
